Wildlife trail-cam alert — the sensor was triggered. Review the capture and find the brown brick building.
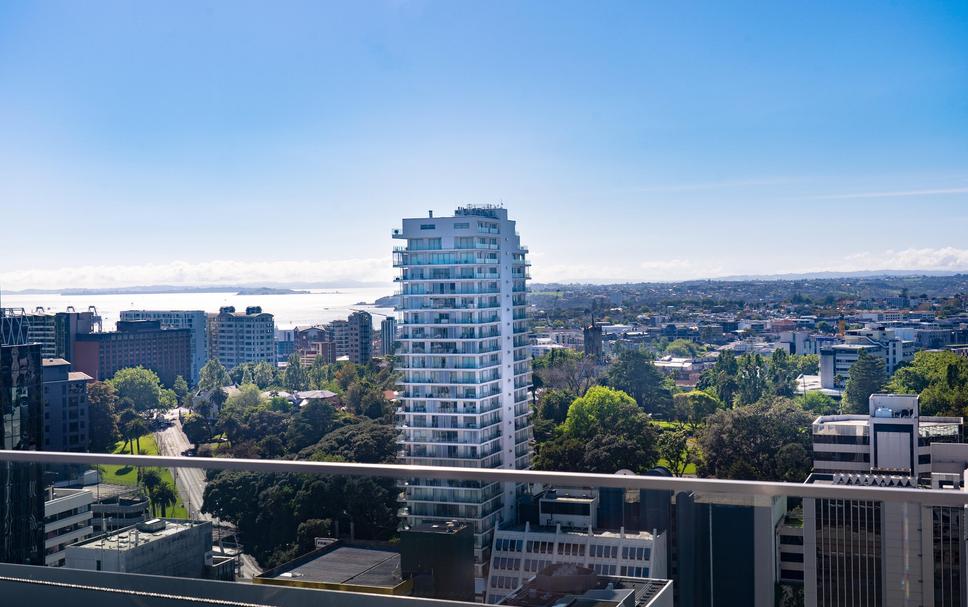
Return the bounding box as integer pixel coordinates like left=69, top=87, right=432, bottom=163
left=73, top=320, right=191, bottom=386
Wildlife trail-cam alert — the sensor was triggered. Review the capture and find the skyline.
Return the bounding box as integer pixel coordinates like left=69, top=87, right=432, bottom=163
left=2, top=1, right=968, bottom=290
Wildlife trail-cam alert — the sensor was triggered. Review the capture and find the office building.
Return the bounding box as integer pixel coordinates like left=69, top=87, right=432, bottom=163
left=801, top=394, right=967, bottom=607
left=43, top=488, right=94, bottom=567
left=73, top=320, right=191, bottom=386
left=0, top=341, right=45, bottom=565
left=22, top=309, right=100, bottom=361
left=206, top=306, right=275, bottom=369
left=394, top=205, right=532, bottom=592
left=487, top=488, right=667, bottom=604
left=41, top=359, right=91, bottom=453
left=381, top=316, right=398, bottom=356
left=119, top=310, right=207, bottom=384
left=65, top=519, right=232, bottom=580
left=498, top=563, right=673, bottom=607
left=810, top=394, right=962, bottom=476
left=275, top=328, right=295, bottom=362
left=819, top=325, right=915, bottom=389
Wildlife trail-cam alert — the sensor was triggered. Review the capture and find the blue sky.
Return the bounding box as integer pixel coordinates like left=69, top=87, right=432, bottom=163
left=1, top=1, right=967, bottom=289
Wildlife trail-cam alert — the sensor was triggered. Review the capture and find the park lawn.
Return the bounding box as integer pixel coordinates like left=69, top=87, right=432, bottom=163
left=657, top=458, right=698, bottom=476
left=97, top=434, right=189, bottom=518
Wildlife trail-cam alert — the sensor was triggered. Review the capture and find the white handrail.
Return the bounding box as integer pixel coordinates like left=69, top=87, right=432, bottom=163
left=3, top=450, right=967, bottom=506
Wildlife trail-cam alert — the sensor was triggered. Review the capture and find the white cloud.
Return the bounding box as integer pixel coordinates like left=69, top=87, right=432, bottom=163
left=811, top=187, right=968, bottom=200
left=1, top=258, right=395, bottom=291
left=838, top=247, right=968, bottom=271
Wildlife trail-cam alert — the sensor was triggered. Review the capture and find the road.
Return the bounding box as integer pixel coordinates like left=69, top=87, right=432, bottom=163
left=155, top=409, right=262, bottom=579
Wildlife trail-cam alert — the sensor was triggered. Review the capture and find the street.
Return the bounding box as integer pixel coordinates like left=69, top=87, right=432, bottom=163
left=155, top=409, right=262, bottom=579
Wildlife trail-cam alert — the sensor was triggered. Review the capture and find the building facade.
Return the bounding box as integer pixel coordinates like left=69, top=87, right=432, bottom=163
left=41, top=359, right=91, bottom=452
left=0, top=341, right=45, bottom=565
left=43, top=488, right=94, bottom=567
left=119, top=310, right=207, bottom=384
left=394, top=205, right=532, bottom=591
left=73, top=321, right=191, bottom=386
left=486, top=488, right=667, bottom=604
left=206, top=306, right=275, bottom=370
left=330, top=310, right=373, bottom=364
left=381, top=316, right=398, bottom=356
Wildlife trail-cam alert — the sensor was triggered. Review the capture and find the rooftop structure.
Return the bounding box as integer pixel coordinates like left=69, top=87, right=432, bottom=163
left=498, top=563, right=673, bottom=607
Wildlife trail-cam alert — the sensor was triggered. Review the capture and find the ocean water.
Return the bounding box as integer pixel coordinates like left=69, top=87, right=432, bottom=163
left=1, top=287, right=396, bottom=330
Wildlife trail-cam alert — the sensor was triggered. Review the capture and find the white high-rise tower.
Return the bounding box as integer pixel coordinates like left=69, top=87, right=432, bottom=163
left=393, top=205, right=532, bottom=589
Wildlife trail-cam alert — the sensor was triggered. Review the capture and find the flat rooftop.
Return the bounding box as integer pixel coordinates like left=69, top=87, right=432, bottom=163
left=260, top=545, right=402, bottom=589
left=499, top=523, right=654, bottom=541
left=72, top=520, right=204, bottom=552
left=500, top=564, right=671, bottom=607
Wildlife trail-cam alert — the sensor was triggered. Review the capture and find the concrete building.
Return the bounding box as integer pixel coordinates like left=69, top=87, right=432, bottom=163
left=0, top=340, right=45, bottom=566
left=275, top=328, right=295, bottom=362
left=206, top=306, right=275, bottom=370
left=810, top=394, right=962, bottom=476
left=487, top=488, right=667, bottom=604
left=381, top=316, right=398, bottom=356
left=583, top=324, right=604, bottom=362
left=119, top=310, right=207, bottom=384
left=801, top=394, right=967, bottom=607
left=41, top=359, right=91, bottom=453
left=819, top=325, right=915, bottom=389
left=394, top=205, right=532, bottom=592
left=73, top=320, right=191, bottom=386
left=65, top=519, right=231, bottom=580
left=43, top=488, right=93, bottom=567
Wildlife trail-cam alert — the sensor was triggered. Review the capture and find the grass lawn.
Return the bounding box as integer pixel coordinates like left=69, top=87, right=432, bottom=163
left=657, top=458, right=698, bottom=476
left=97, top=434, right=189, bottom=518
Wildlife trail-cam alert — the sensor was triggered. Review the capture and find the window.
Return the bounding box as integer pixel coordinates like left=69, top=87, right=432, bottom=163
left=420, top=224, right=436, bottom=230
left=455, top=222, right=469, bottom=229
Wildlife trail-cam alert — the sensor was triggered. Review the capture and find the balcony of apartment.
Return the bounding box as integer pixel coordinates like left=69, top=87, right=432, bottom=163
left=4, top=450, right=968, bottom=607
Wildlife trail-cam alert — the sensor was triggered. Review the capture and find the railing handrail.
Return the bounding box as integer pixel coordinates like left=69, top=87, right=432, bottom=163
left=2, top=450, right=967, bottom=506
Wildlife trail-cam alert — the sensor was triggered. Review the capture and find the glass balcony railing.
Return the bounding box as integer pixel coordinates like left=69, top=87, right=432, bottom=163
left=3, top=449, right=968, bottom=607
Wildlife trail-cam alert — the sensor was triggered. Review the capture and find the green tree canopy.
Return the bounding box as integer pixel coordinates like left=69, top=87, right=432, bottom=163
left=843, top=350, right=887, bottom=414
left=108, top=367, right=163, bottom=412
left=698, top=397, right=813, bottom=482
left=87, top=381, right=120, bottom=452
left=198, top=359, right=232, bottom=392
left=888, top=350, right=968, bottom=416
left=182, top=413, right=212, bottom=449
left=672, top=390, right=722, bottom=431
left=606, top=349, right=674, bottom=416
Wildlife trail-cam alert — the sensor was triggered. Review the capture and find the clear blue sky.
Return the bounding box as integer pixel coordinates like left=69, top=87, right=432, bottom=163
left=2, top=1, right=967, bottom=289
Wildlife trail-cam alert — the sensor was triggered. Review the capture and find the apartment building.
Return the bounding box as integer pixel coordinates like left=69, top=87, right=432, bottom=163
left=43, top=488, right=93, bottom=567
left=119, top=310, right=207, bottom=384
left=206, top=306, right=274, bottom=369
left=13, top=309, right=101, bottom=361
left=41, top=359, right=91, bottom=452
left=73, top=320, right=191, bottom=386
left=330, top=310, right=373, bottom=364
left=394, top=205, right=532, bottom=592
left=486, top=488, right=667, bottom=604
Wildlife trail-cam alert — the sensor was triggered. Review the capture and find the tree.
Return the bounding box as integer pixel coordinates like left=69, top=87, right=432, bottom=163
left=888, top=350, right=968, bottom=416
left=657, top=428, right=693, bottom=477
left=535, top=387, right=658, bottom=474
left=767, top=349, right=797, bottom=398
left=672, top=390, right=722, bottom=431
left=198, top=359, right=232, bottom=392
left=172, top=376, right=190, bottom=406
left=697, top=350, right=739, bottom=405
left=88, top=381, right=120, bottom=452
left=182, top=414, right=212, bottom=450
left=735, top=354, right=769, bottom=406
left=140, top=469, right=163, bottom=515
left=665, top=339, right=700, bottom=358
left=843, top=350, right=887, bottom=414
left=151, top=483, right=177, bottom=517
left=284, top=354, right=309, bottom=392
left=796, top=391, right=837, bottom=415
left=536, top=389, right=575, bottom=425
left=252, top=361, right=277, bottom=389
left=607, top=349, right=674, bottom=416
left=108, top=367, right=162, bottom=412
left=533, top=349, right=601, bottom=396
left=117, top=405, right=141, bottom=454
left=698, top=397, right=812, bottom=481
left=286, top=400, right=337, bottom=452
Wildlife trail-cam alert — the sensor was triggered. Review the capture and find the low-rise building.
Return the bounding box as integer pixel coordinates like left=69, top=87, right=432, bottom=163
left=43, top=488, right=93, bottom=567
left=65, top=519, right=232, bottom=580
left=498, top=563, right=673, bottom=607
